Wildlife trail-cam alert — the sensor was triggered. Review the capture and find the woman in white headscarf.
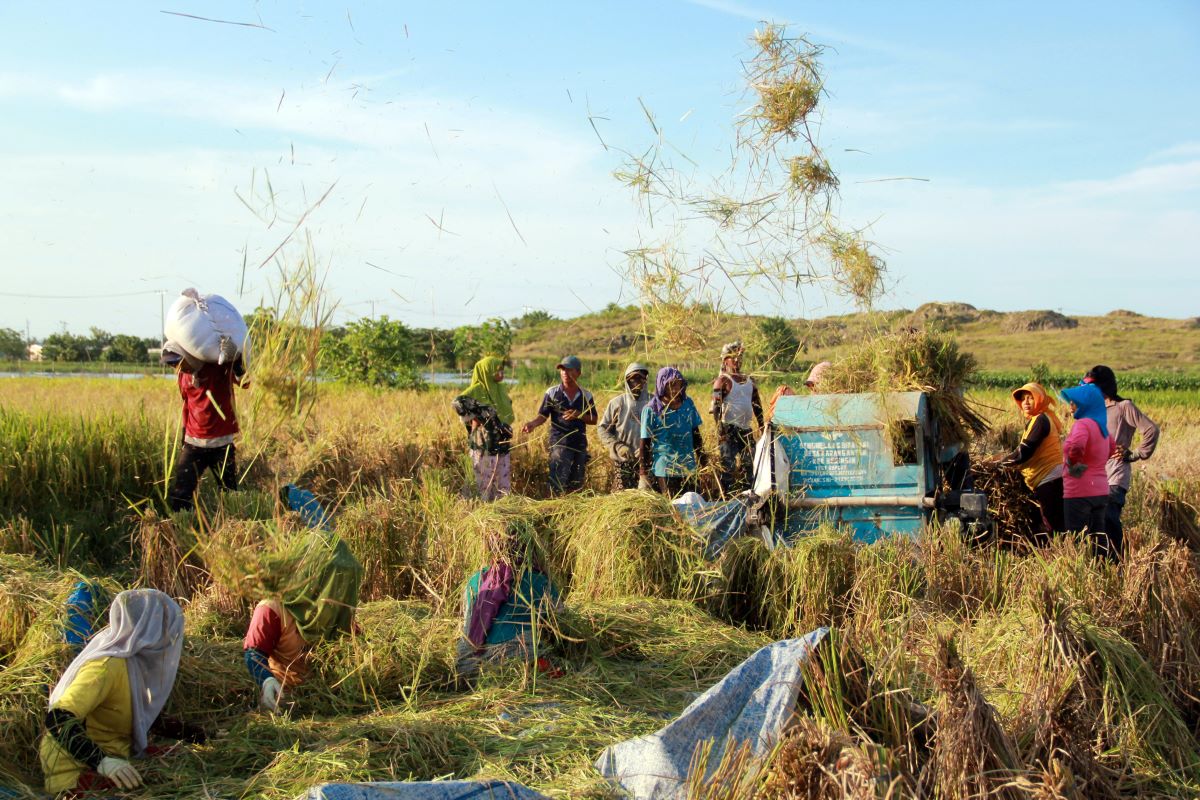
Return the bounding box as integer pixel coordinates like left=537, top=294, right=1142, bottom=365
left=39, top=589, right=184, bottom=794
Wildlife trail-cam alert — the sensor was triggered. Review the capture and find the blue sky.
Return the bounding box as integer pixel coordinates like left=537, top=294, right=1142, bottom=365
left=2, top=1, right=1198, bottom=338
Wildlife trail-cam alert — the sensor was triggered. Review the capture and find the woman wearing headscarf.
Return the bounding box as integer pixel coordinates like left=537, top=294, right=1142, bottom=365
left=1060, top=383, right=1115, bottom=558
left=452, top=356, right=515, bottom=501
left=997, top=383, right=1065, bottom=538
left=596, top=362, right=651, bottom=491
left=242, top=531, right=363, bottom=712
left=1084, top=365, right=1159, bottom=557
left=40, top=589, right=184, bottom=794
left=639, top=367, right=706, bottom=497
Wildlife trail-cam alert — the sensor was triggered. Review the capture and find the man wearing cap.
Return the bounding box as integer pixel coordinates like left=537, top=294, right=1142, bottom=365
left=597, top=362, right=652, bottom=491
left=710, top=342, right=763, bottom=495
left=521, top=355, right=598, bottom=494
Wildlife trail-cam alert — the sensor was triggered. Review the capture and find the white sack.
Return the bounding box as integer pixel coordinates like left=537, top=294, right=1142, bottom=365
left=751, top=428, right=790, bottom=496
left=164, top=288, right=247, bottom=365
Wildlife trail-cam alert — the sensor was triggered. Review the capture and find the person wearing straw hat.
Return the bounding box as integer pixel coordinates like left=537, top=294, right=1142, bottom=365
left=597, top=362, right=652, bottom=491
left=996, top=382, right=1066, bottom=538
left=641, top=366, right=707, bottom=497
left=521, top=355, right=598, bottom=495
left=1083, top=365, right=1159, bottom=558
left=39, top=590, right=184, bottom=794
left=453, top=356, right=515, bottom=501
left=710, top=342, right=763, bottom=495
left=242, top=531, right=363, bottom=712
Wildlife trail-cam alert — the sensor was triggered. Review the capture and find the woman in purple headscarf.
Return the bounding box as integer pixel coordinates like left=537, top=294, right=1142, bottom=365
left=638, top=366, right=707, bottom=496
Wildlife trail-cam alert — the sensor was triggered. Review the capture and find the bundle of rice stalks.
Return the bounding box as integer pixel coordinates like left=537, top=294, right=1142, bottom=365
left=845, top=537, right=924, bottom=640
left=742, top=24, right=825, bottom=146
left=1146, top=479, right=1200, bottom=550
left=759, top=717, right=884, bottom=800
left=710, top=530, right=856, bottom=638
left=136, top=510, right=210, bottom=600
left=787, top=155, right=838, bottom=196
left=927, top=634, right=1026, bottom=800
left=922, top=523, right=1011, bottom=615
left=0, top=553, right=60, bottom=663
left=819, top=327, right=987, bottom=449
left=333, top=489, right=429, bottom=601
left=549, top=491, right=709, bottom=602
left=969, top=459, right=1045, bottom=545
left=310, top=600, right=458, bottom=709
left=1119, top=537, right=1200, bottom=725
left=166, top=636, right=252, bottom=726
left=819, top=228, right=886, bottom=307
left=555, top=597, right=771, bottom=685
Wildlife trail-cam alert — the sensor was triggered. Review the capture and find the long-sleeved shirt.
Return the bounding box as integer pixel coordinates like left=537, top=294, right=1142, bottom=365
left=597, top=391, right=649, bottom=461
left=1063, top=418, right=1112, bottom=499
left=1105, top=399, right=1159, bottom=490
left=1001, top=413, right=1063, bottom=490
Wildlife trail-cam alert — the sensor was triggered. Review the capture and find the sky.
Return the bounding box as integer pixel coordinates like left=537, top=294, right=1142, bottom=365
left=1, top=1, right=1198, bottom=339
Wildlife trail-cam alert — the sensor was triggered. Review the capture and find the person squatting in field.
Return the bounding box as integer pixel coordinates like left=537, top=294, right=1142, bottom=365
left=641, top=366, right=707, bottom=497
left=39, top=590, right=184, bottom=795
left=455, top=532, right=564, bottom=685
left=162, top=343, right=245, bottom=512
left=453, top=356, right=515, bottom=501
left=596, top=362, right=652, bottom=491
left=242, top=531, right=363, bottom=712
left=1083, top=365, right=1160, bottom=559
left=1060, top=383, right=1117, bottom=559
left=710, top=342, right=763, bottom=495
left=997, top=383, right=1066, bottom=540
left=521, top=355, right=598, bottom=495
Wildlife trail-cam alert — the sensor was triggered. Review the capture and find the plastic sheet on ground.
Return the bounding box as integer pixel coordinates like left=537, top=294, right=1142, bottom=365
left=298, top=780, right=547, bottom=800
left=284, top=483, right=335, bottom=531
left=595, top=628, right=829, bottom=800
left=670, top=492, right=749, bottom=559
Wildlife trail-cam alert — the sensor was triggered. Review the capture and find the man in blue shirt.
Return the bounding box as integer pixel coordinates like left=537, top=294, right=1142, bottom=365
left=521, top=355, right=598, bottom=494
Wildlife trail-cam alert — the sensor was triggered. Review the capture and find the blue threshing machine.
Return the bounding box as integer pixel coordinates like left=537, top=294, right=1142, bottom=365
left=749, top=391, right=990, bottom=543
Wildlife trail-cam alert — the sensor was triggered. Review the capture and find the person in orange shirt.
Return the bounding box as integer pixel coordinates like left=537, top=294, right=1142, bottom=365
left=242, top=532, right=363, bottom=711
left=997, top=383, right=1066, bottom=539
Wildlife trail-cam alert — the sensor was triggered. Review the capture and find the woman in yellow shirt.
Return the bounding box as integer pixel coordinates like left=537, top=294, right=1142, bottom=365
left=40, top=589, right=184, bottom=794
left=997, top=382, right=1066, bottom=539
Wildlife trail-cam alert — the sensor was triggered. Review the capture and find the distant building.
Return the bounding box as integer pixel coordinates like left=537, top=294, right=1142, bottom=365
left=27, top=343, right=43, bottom=362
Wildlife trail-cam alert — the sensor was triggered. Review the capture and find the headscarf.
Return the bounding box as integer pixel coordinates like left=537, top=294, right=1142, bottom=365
left=1011, top=382, right=1062, bottom=435
left=275, top=532, right=363, bottom=643
left=460, top=356, right=514, bottom=425
left=49, top=589, right=184, bottom=755
left=649, top=366, right=686, bottom=418
left=805, top=361, right=832, bottom=389
left=623, top=362, right=649, bottom=400
left=1084, top=365, right=1123, bottom=402
left=1060, top=383, right=1109, bottom=438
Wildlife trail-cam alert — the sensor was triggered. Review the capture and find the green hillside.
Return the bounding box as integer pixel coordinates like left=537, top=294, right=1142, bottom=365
left=511, top=302, right=1200, bottom=375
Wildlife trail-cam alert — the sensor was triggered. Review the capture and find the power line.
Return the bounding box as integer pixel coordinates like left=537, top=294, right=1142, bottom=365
left=0, top=290, right=166, bottom=300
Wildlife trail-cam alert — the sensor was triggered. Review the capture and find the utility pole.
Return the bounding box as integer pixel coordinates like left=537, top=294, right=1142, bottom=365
left=159, top=291, right=166, bottom=344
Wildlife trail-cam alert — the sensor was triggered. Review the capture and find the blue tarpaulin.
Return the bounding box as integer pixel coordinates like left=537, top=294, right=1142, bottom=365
left=284, top=483, right=335, bottom=531
left=595, top=629, right=829, bottom=800
left=300, top=780, right=547, bottom=800
left=671, top=493, right=751, bottom=560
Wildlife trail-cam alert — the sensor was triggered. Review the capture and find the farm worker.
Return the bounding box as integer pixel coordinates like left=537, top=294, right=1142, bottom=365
left=453, top=356, right=515, bottom=501
left=641, top=366, right=707, bottom=497
left=520, top=355, right=598, bottom=495
left=596, top=362, right=652, bottom=491
left=456, top=543, right=563, bottom=684
left=997, top=383, right=1066, bottom=537
left=710, top=342, right=763, bottom=494
left=804, top=361, right=832, bottom=391
left=1060, top=383, right=1116, bottom=559
left=163, top=343, right=245, bottom=512
left=39, top=590, right=183, bottom=794
left=1084, top=366, right=1160, bottom=558
left=242, top=531, right=363, bottom=712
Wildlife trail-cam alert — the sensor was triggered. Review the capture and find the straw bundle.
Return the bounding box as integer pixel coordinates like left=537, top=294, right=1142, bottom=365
left=820, top=229, right=886, bottom=307
left=787, top=155, right=838, bottom=196
left=759, top=717, right=881, bottom=799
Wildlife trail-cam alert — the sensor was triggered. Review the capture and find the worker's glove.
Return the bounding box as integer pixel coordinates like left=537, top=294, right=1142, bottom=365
left=259, top=676, right=283, bottom=712
left=637, top=474, right=653, bottom=491
left=615, top=442, right=633, bottom=461
left=98, top=756, right=142, bottom=790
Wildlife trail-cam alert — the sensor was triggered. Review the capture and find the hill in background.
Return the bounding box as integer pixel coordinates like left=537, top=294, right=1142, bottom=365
left=511, top=302, right=1200, bottom=374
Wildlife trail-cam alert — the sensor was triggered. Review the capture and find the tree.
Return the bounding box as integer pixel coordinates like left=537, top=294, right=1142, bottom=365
left=749, top=316, right=800, bottom=371
left=412, top=328, right=457, bottom=368
left=0, top=327, right=24, bottom=360
left=41, top=332, right=90, bottom=362
left=320, top=316, right=423, bottom=388
left=452, top=318, right=513, bottom=369
left=509, top=310, right=555, bottom=330
left=103, top=334, right=154, bottom=363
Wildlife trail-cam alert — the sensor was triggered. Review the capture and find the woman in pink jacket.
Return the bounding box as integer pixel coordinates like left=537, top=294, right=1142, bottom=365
left=1059, top=383, right=1115, bottom=559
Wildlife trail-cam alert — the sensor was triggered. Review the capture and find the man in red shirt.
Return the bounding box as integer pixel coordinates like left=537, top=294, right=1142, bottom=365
left=166, top=352, right=245, bottom=511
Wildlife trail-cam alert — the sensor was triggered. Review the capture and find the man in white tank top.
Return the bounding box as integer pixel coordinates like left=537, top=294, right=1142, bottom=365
left=710, top=341, right=763, bottom=495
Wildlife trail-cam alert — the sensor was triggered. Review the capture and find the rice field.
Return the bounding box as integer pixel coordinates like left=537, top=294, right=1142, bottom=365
left=2, top=375, right=1200, bottom=798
